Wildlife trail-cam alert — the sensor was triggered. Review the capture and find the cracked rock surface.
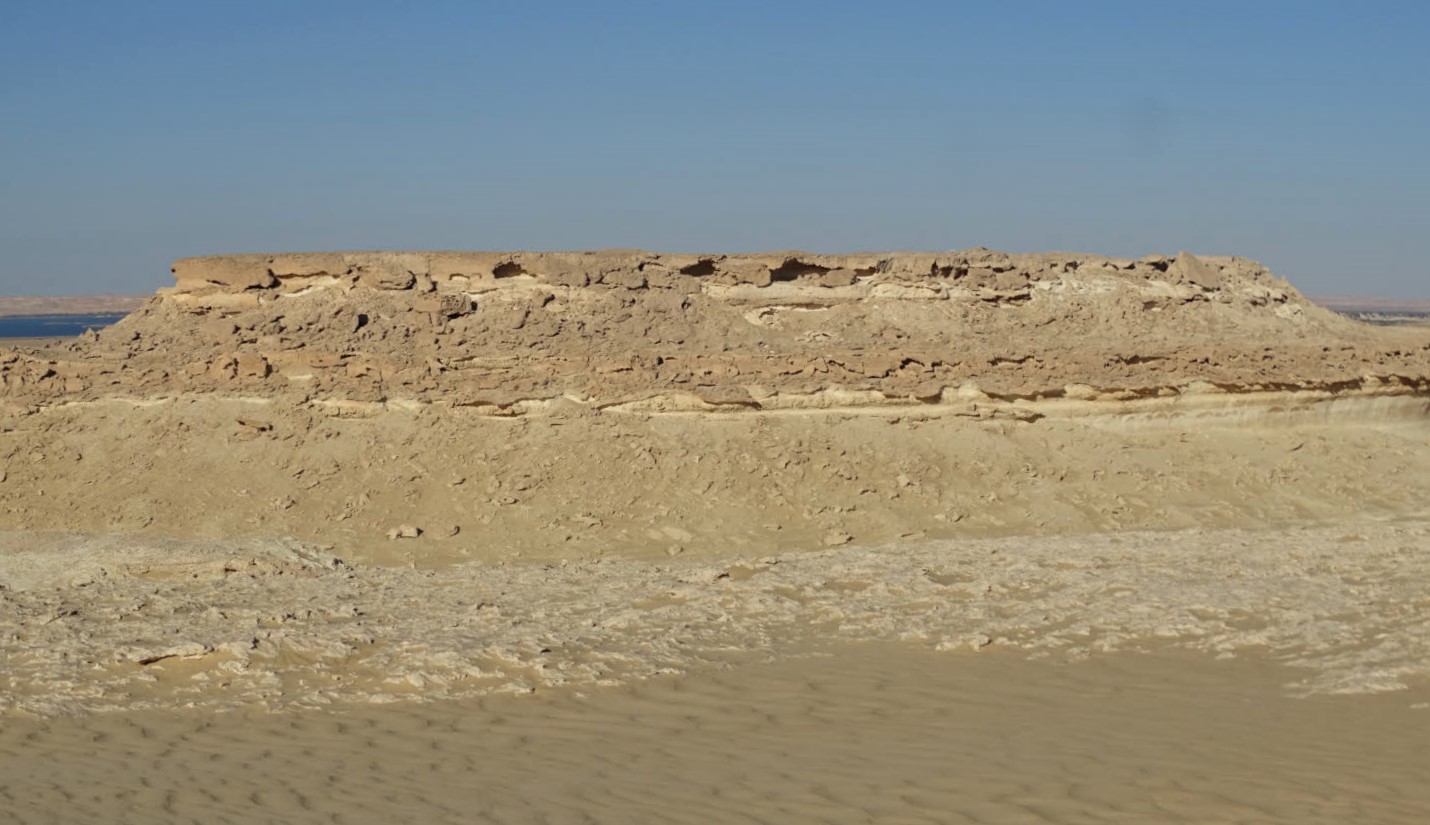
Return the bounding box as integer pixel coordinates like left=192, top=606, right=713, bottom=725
left=3, top=521, right=1429, bottom=715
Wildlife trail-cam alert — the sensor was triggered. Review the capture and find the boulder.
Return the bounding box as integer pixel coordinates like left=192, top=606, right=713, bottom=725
left=1169, top=252, right=1224, bottom=290
left=172, top=256, right=276, bottom=290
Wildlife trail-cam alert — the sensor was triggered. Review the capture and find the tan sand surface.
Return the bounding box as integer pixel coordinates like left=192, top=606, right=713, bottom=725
left=3, top=643, right=1427, bottom=825
left=2, top=389, right=1428, bottom=566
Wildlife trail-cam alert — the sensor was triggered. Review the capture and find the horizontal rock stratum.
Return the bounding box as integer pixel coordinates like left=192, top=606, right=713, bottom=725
left=167, top=248, right=1243, bottom=292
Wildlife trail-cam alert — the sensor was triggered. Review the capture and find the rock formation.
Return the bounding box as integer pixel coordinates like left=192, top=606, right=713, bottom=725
left=4, top=248, right=1428, bottom=411
left=4, top=248, right=1430, bottom=715
left=1, top=248, right=1428, bottom=565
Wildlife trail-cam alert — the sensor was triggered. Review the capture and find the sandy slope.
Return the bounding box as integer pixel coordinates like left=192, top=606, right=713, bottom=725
left=2, top=392, right=1429, bottom=566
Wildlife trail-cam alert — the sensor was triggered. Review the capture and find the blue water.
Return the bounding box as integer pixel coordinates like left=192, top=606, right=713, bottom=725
left=0, top=314, right=127, bottom=338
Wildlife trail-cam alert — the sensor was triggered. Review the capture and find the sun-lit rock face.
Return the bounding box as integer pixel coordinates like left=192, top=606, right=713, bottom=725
left=167, top=248, right=1267, bottom=296
left=4, top=247, right=1427, bottom=410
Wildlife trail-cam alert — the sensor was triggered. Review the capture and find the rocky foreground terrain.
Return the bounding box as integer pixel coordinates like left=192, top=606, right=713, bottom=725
left=2, top=248, right=1429, bottom=713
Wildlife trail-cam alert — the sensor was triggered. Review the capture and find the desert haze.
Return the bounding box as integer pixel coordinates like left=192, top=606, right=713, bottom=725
left=0, top=294, right=147, bottom=317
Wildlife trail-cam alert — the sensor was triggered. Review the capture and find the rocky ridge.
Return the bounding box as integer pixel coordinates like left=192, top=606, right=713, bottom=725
left=6, top=248, right=1428, bottom=412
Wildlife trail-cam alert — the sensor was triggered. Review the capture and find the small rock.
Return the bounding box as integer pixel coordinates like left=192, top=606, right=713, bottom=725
left=235, top=353, right=271, bottom=379
left=935, top=634, right=992, bottom=652
left=387, top=524, right=423, bottom=540
left=135, top=642, right=213, bottom=665
left=824, top=533, right=854, bottom=547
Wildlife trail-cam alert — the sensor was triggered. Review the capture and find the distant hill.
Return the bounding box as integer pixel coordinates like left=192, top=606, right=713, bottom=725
left=0, top=294, right=147, bottom=317
left=1310, top=296, right=1430, bottom=314
left=1309, top=296, right=1430, bottom=326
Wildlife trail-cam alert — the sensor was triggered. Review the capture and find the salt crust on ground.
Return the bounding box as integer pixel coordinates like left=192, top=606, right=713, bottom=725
left=3, top=520, right=1428, bottom=715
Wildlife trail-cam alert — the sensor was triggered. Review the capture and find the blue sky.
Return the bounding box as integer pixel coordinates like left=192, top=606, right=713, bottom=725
left=2, top=1, right=1427, bottom=296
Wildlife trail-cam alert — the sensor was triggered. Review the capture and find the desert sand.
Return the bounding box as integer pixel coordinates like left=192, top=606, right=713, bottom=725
left=3, top=248, right=1429, bottom=822
left=4, top=644, right=1428, bottom=825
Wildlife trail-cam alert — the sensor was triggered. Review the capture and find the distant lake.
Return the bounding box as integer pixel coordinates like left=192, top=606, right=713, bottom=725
left=0, top=313, right=128, bottom=339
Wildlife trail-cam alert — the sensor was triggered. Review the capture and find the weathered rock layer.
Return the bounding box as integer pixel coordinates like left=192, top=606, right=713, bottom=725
left=6, top=248, right=1428, bottom=410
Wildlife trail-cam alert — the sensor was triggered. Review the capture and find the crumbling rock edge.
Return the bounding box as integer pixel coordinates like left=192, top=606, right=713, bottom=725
left=167, top=248, right=1268, bottom=294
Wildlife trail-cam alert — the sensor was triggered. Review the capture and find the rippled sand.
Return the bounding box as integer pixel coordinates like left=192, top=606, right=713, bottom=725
left=4, top=643, right=1427, bottom=825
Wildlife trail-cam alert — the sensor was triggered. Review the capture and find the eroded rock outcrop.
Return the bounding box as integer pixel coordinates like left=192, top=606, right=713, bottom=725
left=5, top=248, right=1427, bottom=412
left=3, top=247, right=1429, bottom=566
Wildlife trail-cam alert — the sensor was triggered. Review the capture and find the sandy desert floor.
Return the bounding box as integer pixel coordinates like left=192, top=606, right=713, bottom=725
left=3, top=644, right=1428, bottom=825
left=4, top=506, right=1430, bottom=822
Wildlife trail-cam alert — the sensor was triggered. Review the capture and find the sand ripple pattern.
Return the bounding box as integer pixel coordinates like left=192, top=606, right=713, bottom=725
left=3, top=520, right=1430, bottom=714
left=1, top=647, right=1427, bottom=824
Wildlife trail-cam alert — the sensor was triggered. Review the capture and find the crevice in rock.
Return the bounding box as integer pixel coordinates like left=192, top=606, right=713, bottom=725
left=770, top=260, right=831, bottom=282
left=680, top=260, right=718, bottom=277
left=493, top=262, right=530, bottom=279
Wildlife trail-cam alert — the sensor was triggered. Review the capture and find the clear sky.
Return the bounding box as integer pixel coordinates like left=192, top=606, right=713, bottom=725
left=2, top=1, right=1427, bottom=296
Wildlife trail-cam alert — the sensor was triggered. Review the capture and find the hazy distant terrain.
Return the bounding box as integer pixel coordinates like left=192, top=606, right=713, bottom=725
left=1311, top=296, right=1430, bottom=312
left=0, top=294, right=146, bottom=317
left=1310, top=295, right=1430, bottom=326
